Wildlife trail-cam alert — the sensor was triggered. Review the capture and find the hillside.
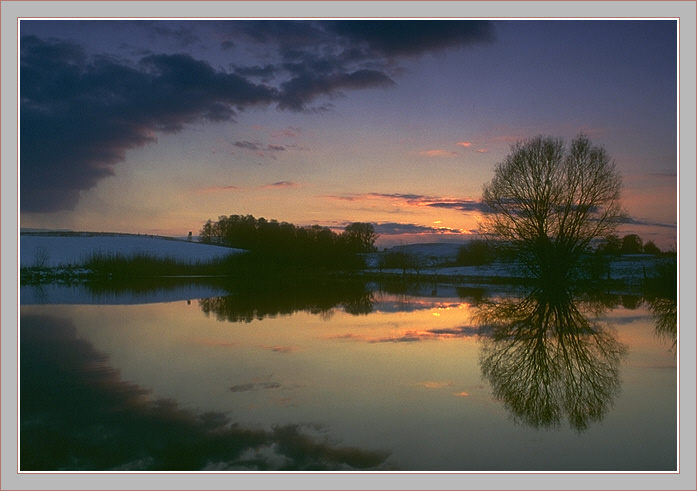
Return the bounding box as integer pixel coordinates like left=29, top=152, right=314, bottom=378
left=20, top=232, right=244, bottom=268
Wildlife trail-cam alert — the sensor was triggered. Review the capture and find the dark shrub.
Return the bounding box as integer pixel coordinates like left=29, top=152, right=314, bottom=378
left=620, top=234, right=643, bottom=254
left=378, top=251, right=423, bottom=274
left=642, top=240, right=661, bottom=255
left=456, top=240, right=496, bottom=266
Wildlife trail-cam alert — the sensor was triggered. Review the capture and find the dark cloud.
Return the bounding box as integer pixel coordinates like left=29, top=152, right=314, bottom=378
left=227, top=20, right=494, bottom=109
left=371, top=192, right=432, bottom=201
left=234, top=141, right=261, bottom=151
left=226, top=20, right=494, bottom=59
left=232, top=20, right=328, bottom=48
left=233, top=63, right=277, bottom=79
left=278, top=68, right=395, bottom=111
left=326, top=192, right=490, bottom=213
left=264, top=181, right=297, bottom=188
left=328, top=20, right=495, bottom=58
left=619, top=217, right=676, bottom=229
left=374, top=222, right=463, bottom=235
left=233, top=141, right=291, bottom=156
left=21, top=36, right=277, bottom=212
left=426, top=200, right=492, bottom=213
left=150, top=22, right=200, bottom=47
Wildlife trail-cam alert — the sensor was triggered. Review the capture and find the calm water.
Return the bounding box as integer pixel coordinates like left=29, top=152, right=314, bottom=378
left=20, top=280, right=677, bottom=471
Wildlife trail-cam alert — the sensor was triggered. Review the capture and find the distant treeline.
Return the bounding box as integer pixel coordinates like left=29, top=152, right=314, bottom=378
left=199, top=214, right=377, bottom=270
left=455, top=233, right=672, bottom=267
left=594, top=234, right=669, bottom=256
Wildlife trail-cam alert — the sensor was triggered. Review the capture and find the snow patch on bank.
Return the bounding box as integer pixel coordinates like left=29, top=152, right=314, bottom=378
left=20, top=233, right=244, bottom=268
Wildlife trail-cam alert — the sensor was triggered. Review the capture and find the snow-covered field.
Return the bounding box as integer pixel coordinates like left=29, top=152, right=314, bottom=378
left=20, top=233, right=244, bottom=268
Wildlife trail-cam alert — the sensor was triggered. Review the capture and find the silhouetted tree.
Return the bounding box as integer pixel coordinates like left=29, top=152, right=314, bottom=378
left=642, top=240, right=661, bottom=255
left=620, top=234, right=643, bottom=254
left=197, top=214, right=367, bottom=270
left=596, top=234, right=622, bottom=255
left=341, top=222, right=378, bottom=252
left=456, top=239, right=496, bottom=266
left=378, top=251, right=423, bottom=275
left=481, top=135, right=623, bottom=283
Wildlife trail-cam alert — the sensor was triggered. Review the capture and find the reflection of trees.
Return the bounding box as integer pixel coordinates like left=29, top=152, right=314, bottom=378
left=647, top=297, right=677, bottom=350
left=643, top=258, right=677, bottom=351
left=20, top=314, right=389, bottom=470
left=199, top=279, right=374, bottom=322
left=476, top=287, right=626, bottom=431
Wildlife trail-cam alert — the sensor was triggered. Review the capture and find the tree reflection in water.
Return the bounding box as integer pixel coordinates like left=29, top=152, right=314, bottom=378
left=647, top=297, right=677, bottom=350
left=476, top=286, right=627, bottom=432
left=198, top=278, right=374, bottom=322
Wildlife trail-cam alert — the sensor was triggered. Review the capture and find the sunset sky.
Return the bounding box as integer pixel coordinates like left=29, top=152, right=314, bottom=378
left=19, top=19, right=677, bottom=247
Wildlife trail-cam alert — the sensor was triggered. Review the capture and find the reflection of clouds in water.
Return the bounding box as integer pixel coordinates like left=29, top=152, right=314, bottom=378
left=192, top=337, right=237, bottom=347
left=263, top=345, right=298, bottom=353
left=328, top=324, right=484, bottom=344
left=20, top=314, right=389, bottom=471
left=417, top=381, right=454, bottom=389
left=229, top=381, right=282, bottom=392
left=371, top=298, right=466, bottom=314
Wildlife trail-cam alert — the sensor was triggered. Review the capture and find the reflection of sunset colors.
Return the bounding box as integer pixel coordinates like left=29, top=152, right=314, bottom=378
left=19, top=20, right=676, bottom=249
left=326, top=298, right=481, bottom=344
left=20, top=281, right=677, bottom=470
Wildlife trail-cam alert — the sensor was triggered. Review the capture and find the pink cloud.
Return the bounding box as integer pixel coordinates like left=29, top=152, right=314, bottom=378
left=272, top=126, right=301, bottom=138
left=456, top=141, right=473, bottom=148
left=419, top=149, right=458, bottom=157
left=476, top=148, right=488, bottom=153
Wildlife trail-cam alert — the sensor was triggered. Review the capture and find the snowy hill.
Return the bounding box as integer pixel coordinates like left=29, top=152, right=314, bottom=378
left=387, top=242, right=464, bottom=264
left=20, top=232, right=244, bottom=268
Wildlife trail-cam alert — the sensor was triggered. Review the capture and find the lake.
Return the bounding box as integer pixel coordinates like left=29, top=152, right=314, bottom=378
left=19, top=279, right=677, bottom=471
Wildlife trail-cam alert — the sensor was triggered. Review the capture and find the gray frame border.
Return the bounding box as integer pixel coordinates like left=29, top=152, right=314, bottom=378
left=2, top=2, right=695, bottom=490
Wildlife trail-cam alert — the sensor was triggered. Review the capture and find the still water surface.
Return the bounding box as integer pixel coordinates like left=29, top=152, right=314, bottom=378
left=20, top=281, right=677, bottom=471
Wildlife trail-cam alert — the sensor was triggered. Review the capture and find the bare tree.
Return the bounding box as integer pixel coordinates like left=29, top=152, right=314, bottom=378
left=481, top=134, right=624, bottom=282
